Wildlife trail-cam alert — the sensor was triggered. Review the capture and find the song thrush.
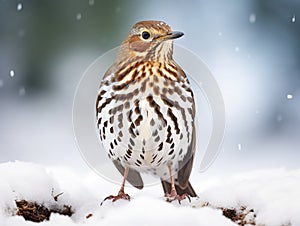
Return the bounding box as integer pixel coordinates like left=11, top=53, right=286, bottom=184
left=96, top=20, right=197, bottom=203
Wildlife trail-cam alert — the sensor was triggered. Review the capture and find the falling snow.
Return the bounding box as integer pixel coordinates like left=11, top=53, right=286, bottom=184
left=234, top=46, right=240, bottom=52
left=0, top=79, right=3, bottom=87
left=17, top=2, right=23, bottom=11
left=9, top=70, right=15, bottom=77
left=88, top=0, right=95, bottom=6
left=19, top=87, right=26, bottom=96
left=76, top=13, right=82, bottom=20
left=287, top=94, right=293, bottom=100
left=218, top=32, right=222, bottom=36
left=291, top=15, right=296, bottom=23
left=238, top=143, right=242, bottom=151
left=249, top=14, right=256, bottom=23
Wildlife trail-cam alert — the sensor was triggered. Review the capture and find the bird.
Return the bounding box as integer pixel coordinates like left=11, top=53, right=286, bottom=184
left=96, top=20, right=197, bottom=203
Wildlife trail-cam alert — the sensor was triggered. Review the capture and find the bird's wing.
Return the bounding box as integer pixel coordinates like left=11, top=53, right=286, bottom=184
left=177, top=122, right=196, bottom=189
left=113, top=160, right=144, bottom=190
left=161, top=179, right=197, bottom=197
left=177, top=67, right=196, bottom=189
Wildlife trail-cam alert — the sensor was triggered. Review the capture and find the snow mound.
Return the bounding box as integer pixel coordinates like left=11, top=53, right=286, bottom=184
left=201, top=168, right=300, bottom=226
left=0, top=161, right=299, bottom=226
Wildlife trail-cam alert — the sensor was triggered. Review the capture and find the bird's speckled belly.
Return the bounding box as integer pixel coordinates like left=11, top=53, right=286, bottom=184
left=112, top=91, right=188, bottom=180
left=97, top=65, right=193, bottom=180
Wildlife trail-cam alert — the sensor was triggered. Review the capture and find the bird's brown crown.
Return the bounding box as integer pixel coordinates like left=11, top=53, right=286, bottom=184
left=116, top=20, right=183, bottom=65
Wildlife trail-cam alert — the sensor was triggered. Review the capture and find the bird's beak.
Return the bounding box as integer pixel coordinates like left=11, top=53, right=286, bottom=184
left=158, top=31, right=184, bottom=41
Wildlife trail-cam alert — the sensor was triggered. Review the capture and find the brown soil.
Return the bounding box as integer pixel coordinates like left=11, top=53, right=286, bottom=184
left=16, top=200, right=73, bottom=223
left=221, top=206, right=256, bottom=226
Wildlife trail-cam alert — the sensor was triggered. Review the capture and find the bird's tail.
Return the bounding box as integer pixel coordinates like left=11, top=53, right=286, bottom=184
left=161, top=180, right=197, bottom=197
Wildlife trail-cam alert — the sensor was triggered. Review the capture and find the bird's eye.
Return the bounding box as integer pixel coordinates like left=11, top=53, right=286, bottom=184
left=141, top=31, right=151, bottom=40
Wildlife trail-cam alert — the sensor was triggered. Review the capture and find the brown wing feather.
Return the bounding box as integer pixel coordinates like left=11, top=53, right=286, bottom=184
left=177, top=75, right=196, bottom=189
left=113, top=160, right=144, bottom=189
left=161, top=180, right=197, bottom=197
left=175, top=66, right=196, bottom=190
left=177, top=123, right=196, bottom=188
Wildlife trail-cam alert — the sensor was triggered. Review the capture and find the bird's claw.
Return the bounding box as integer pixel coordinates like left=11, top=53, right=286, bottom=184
left=165, top=192, right=191, bottom=204
left=100, top=192, right=130, bottom=206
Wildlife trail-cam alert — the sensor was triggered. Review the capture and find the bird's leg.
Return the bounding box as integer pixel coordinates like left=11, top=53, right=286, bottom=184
left=165, top=165, right=190, bottom=204
left=168, top=165, right=177, bottom=197
left=101, top=166, right=131, bottom=205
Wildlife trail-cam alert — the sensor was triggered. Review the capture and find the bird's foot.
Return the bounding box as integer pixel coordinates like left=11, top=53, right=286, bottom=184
left=165, top=190, right=191, bottom=204
left=100, top=191, right=130, bottom=205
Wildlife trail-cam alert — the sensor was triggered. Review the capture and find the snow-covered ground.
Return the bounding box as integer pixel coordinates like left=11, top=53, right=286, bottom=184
left=0, top=161, right=299, bottom=226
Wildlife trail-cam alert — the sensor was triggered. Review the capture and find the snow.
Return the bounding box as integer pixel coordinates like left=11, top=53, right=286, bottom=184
left=99, top=198, right=236, bottom=226
left=88, top=0, right=94, bottom=6
left=287, top=94, right=293, bottom=100
left=0, top=161, right=299, bottom=226
left=9, top=70, right=15, bottom=78
left=237, top=144, right=242, bottom=151
left=249, top=14, right=256, bottom=24
left=76, top=13, right=82, bottom=21
left=202, top=168, right=300, bottom=225
left=291, top=15, right=296, bottom=23
left=16, top=3, right=22, bottom=11
left=18, top=87, right=26, bottom=96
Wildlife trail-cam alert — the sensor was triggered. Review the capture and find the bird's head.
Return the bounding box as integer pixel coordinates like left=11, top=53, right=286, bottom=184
left=116, top=20, right=184, bottom=65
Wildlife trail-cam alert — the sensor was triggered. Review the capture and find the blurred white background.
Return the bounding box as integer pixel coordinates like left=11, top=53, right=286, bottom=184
left=1, top=0, right=299, bottom=179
